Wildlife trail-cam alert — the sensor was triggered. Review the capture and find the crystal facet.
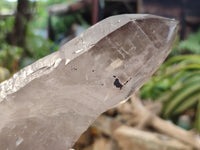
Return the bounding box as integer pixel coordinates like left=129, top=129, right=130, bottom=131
left=0, top=14, right=178, bottom=149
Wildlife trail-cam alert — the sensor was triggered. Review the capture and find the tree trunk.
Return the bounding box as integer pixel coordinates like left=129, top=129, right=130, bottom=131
left=7, top=0, right=32, bottom=49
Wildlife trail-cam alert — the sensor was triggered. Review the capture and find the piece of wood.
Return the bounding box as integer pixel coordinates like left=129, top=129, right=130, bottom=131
left=73, top=128, right=92, bottom=149
left=92, top=116, right=113, bottom=136
left=152, top=116, right=200, bottom=149
left=92, top=138, right=112, bottom=150
left=114, top=126, right=192, bottom=150
left=119, top=94, right=200, bottom=149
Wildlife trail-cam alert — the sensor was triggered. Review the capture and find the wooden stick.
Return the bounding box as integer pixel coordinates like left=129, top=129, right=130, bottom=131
left=130, top=94, right=200, bottom=149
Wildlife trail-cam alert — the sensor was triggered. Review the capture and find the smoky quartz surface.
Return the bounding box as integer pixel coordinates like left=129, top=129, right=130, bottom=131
left=0, top=14, right=178, bottom=150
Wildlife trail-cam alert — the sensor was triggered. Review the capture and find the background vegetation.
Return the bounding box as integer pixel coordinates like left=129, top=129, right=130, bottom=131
left=0, top=0, right=78, bottom=79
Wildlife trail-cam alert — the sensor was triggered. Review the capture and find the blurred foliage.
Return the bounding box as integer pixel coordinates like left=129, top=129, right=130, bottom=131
left=0, top=0, right=87, bottom=80
left=51, top=13, right=89, bottom=41
left=0, top=0, right=16, bottom=14
left=0, top=0, right=62, bottom=73
left=0, top=67, right=10, bottom=82
left=0, top=17, right=22, bottom=78
left=0, top=12, right=55, bottom=73
left=25, top=21, right=56, bottom=61
left=195, top=101, right=200, bottom=132
left=170, top=29, right=200, bottom=56
left=33, top=0, right=82, bottom=29
left=51, top=15, right=77, bottom=39
left=140, top=55, right=200, bottom=131
left=177, top=29, right=200, bottom=54
left=46, top=0, right=80, bottom=5
left=0, top=44, right=22, bottom=71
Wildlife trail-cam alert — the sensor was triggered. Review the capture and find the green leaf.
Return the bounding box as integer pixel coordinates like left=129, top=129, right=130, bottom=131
left=163, top=79, right=200, bottom=117
left=173, top=93, right=200, bottom=115
left=195, top=101, right=200, bottom=132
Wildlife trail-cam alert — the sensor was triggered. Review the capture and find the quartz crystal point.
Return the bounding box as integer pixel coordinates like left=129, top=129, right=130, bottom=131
left=0, top=14, right=178, bottom=150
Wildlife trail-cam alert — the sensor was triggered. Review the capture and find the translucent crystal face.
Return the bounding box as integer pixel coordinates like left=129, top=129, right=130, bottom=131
left=0, top=14, right=178, bottom=150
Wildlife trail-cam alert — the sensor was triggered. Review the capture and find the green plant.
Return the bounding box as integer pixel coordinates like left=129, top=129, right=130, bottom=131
left=0, top=66, right=10, bottom=82
left=25, top=28, right=55, bottom=60
left=140, top=55, right=200, bottom=132
left=0, top=17, right=23, bottom=73
left=0, top=1, right=59, bottom=73
left=0, top=44, right=22, bottom=72
left=177, top=29, right=200, bottom=54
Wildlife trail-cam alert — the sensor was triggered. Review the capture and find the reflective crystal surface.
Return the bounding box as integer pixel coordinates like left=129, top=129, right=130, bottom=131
left=0, top=14, right=178, bottom=150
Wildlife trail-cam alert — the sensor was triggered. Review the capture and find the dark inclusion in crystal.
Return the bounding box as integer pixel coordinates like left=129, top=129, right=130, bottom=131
left=113, top=76, right=123, bottom=89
